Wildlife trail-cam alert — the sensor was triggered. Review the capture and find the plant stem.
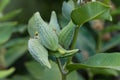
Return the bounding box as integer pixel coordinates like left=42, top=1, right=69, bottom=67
left=96, top=32, right=102, bottom=53
left=56, top=58, right=67, bottom=80
left=57, top=26, right=80, bottom=80
left=70, top=26, right=80, bottom=49
left=66, top=26, right=80, bottom=64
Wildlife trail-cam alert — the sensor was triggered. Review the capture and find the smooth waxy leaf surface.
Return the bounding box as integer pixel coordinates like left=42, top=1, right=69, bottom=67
left=71, top=1, right=112, bottom=25
left=90, top=68, right=118, bottom=76
left=67, top=53, right=120, bottom=72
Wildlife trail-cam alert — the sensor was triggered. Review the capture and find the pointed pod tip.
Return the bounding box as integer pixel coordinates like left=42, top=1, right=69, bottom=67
left=51, top=11, right=57, bottom=18
left=35, top=12, right=40, bottom=15
left=45, top=61, right=51, bottom=69
left=52, top=11, right=55, bottom=14
left=47, top=64, right=51, bottom=69
left=34, top=12, right=42, bottom=19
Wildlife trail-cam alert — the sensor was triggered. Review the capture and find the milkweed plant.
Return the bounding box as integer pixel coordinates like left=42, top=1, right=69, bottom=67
left=27, top=0, right=120, bottom=80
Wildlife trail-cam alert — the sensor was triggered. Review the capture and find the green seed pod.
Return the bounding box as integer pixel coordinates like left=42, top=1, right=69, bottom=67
left=28, top=38, right=51, bottom=68
left=28, top=12, right=48, bottom=38
left=59, top=21, right=75, bottom=49
left=29, top=12, right=59, bottom=51
left=49, top=11, right=60, bottom=34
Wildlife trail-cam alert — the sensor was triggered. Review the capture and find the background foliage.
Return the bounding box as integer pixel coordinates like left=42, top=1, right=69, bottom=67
left=1, top=0, right=120, bottom=80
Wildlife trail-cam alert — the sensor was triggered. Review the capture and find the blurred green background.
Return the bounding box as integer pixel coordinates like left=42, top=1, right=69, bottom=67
left=5, top=0, right=63, bottom=23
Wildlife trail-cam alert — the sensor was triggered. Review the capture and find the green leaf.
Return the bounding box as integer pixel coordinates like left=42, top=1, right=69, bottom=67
left=0, top=9, right=22, bottom=21
left=67, top=71, right=85, bottom=80
left=71, top=1, right=112, bottom=25
left=59, top=21, right=75, bottom=49
left=62, top=0, right=75, bottom=20
left=0, top=22, right=17, bottom=44
left=5, top=38, right=27, bottom=67
left=49, top=11, right=60, bottom=34
left=101, top=34, right=120, bottom=52
left=25, top=61, right=60, bottom=80
left=25, top=61, right=84, bottom=80
left=28, top=38, right=51, bottom=68
left=0, top=67, right=15, bottom=79
left=90, top=68, right=118, bottom=76
left=67, top=53, right=120, bottom=72
left=0, top=0, right=10, bottom=12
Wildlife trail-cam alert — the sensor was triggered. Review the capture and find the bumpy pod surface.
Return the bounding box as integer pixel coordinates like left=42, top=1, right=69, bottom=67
left=28, top=38, right=51, bottom=68
left=29, top=12, right=59, bottom=51
left=59, top=21, right=75, bottom=49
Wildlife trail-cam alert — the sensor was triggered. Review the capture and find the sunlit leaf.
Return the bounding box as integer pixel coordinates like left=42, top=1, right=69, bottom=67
left=71, top=1, right=112, bottom=25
